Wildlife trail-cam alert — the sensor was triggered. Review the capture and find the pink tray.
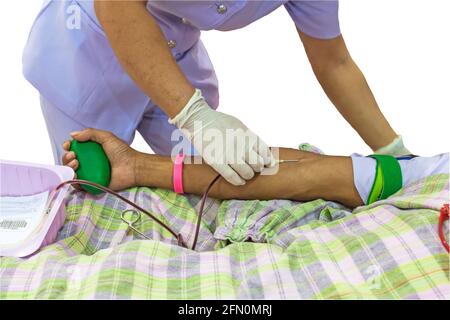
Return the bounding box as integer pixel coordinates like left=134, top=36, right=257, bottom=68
left=0, top=159, right=74, bottom=257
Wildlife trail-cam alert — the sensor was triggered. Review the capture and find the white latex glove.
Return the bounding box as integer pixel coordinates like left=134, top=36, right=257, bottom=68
left=169, top=89, right=275, bottom=185
left=374, top=135, right=412, bottom=157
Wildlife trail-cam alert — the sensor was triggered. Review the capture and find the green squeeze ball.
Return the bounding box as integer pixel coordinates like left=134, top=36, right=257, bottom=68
left=70, top=140, right=111, bottom=195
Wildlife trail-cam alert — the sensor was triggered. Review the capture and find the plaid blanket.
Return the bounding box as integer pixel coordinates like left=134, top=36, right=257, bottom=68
left=0, top=174, right=448, bottom=299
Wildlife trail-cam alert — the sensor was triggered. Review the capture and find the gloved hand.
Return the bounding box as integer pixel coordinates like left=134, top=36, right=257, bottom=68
left=374, top=135, right=412, bottom=157
left=169, top=89, right=275, bottom=185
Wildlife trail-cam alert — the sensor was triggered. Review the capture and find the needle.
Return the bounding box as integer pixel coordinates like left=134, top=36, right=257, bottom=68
left=276, top=159, right=299, bottom=164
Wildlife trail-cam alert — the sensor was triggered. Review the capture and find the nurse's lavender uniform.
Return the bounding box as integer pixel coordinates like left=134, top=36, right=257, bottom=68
left=23, top=0, right=341, bottom=163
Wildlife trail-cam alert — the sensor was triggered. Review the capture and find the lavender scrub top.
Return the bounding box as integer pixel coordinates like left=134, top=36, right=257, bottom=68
left=23, top=1, right=340, bottom=142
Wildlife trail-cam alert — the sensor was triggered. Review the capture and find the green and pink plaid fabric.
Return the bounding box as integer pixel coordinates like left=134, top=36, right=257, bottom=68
left=1, top=174, right=448, bottom=299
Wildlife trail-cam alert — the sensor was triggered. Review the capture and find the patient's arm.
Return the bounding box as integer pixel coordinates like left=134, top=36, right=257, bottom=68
left=135, top=148, right=363, bottom=208
left=64, top=129, right=363, bottom=208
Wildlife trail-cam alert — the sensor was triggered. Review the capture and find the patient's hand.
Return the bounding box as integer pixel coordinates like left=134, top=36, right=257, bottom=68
left=62, top=128, right=140, bottom=191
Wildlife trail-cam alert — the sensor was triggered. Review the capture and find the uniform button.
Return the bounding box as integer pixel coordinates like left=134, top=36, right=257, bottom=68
left=167, top=40, right=177, bottom=49
left=216, top=4, right=227, bottom=14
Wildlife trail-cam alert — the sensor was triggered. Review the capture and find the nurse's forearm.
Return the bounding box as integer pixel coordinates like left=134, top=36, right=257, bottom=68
left=135, top=149, right=363, bottom=208
left=95, top=0, right=194, bottom=118
left=299, top=32, right=397, bottom=150
left=316, top=57, right=397, bottom=151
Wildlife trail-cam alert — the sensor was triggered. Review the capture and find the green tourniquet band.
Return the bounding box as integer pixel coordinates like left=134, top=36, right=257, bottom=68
left=366, top=155, right=403, bottom=205
left=367, top=162, right=383, bottom=205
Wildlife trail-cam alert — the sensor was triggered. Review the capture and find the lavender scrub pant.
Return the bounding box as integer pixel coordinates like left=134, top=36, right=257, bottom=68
left=39, top=95, right=195, bottom=165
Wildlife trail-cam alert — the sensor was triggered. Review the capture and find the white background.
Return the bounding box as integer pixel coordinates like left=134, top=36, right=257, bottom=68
left=0, top=0, right=449, bottom=165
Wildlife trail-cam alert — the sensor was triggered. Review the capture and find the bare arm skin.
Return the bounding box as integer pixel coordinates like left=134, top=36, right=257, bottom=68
left=94, top=0, right=195, bottom=118
left=299, top=31, right=398, bottom=151
left=64, top=129, right=363, bottom=208
left=135, top=149, right=363, bottom=208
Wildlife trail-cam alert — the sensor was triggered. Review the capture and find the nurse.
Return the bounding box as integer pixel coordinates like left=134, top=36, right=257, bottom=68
left=23, top=0, right=410, bottom=186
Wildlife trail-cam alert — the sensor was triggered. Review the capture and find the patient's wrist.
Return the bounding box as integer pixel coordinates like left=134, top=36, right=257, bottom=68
left=135, top=152, right=173, bottom=189
left=134, top=152, right=147, bottom=187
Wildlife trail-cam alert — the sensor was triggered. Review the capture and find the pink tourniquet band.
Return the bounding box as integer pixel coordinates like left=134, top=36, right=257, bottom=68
left=173, top=154, right=185, bottom=194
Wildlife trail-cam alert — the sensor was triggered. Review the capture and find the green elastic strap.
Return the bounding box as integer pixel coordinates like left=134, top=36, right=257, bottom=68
left=366, top=155, right=403, bottom=205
